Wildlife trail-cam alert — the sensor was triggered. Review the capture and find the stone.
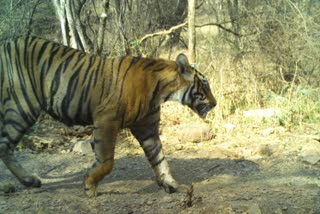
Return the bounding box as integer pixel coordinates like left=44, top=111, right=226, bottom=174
left=73, top=140, right=93, bottom=155
left=301, top=146, right=320, bottom=164
left=175, top=122, right=215, bottom=143
left=247, top=203, right=261, bottom=214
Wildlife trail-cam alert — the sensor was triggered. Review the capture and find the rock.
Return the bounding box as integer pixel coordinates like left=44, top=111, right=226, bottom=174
left=73, top=140, right=93, bottom=155
left=247, top=203, right=261, bottom=214
left=175, top=122, right=215, bottom=143
left=261, top=127, right=275, bottom=135
left=274, top=208, right=283, bottom=214
left=260, top=127, right=286, bottom=136
left=301, top=145, right=320, bottom=164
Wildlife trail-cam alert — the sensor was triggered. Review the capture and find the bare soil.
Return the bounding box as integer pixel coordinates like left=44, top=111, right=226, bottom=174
left=1, top=115, right=320, bottom=214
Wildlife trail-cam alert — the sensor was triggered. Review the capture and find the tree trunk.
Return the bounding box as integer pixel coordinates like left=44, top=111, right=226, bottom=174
left=188, top=0, right=196, bottom=64
left=52, top=0, right=69, bottom=45
left=52, top=0, right=92, bottom=52
left=96, top=0, right=110, bottom=55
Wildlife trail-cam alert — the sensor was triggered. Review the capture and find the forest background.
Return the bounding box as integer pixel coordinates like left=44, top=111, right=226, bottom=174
left=1, top=0, right=320, bottom=127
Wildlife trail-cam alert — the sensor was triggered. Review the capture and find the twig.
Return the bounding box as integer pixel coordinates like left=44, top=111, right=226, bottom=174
left=138, top=19, right=248, bottom=44
left=138, top=22, right=188, bottom=44
left=196, top=23, right=242, bottom=37
left=181, top=184, right=194, bottom=208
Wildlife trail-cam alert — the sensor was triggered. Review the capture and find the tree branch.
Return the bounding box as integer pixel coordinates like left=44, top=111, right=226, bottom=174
left=196, top=23, right=242, bottom=37
left=138, top=19, right=248, bottom=44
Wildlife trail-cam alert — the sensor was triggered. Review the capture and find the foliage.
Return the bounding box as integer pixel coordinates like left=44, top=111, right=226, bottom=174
left=0, top=0, right=319, bottom=127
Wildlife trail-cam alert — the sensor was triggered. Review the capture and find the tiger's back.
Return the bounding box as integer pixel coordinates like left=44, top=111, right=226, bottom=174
left=1, top=36, right=184, bottom=127
left=0, top=36, right=216, bottom=196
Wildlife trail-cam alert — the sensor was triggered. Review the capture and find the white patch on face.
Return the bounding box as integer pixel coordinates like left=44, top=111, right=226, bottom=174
left=163, top=87, right=189, bottom=103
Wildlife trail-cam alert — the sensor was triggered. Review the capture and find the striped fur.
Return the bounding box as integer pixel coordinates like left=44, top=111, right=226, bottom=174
left=0, top=36, right=216, bottom=196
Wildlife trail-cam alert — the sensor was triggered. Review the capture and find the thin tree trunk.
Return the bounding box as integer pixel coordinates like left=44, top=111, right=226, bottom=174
left=188, top=0, right=196, bottom=64
left=96, top=0, right=109, bottom=54
left=52, top=0, right=91, bottom=52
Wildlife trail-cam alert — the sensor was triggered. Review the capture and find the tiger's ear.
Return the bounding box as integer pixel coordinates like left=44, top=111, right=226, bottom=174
left=176, top=53, right=194, bottom=80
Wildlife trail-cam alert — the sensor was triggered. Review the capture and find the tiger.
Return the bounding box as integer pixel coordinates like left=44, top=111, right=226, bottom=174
left=0, top=36, right=216, bottom=197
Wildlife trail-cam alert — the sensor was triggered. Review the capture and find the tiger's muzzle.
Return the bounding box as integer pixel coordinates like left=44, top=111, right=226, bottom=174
left=196, top=102, right=216, bottom=119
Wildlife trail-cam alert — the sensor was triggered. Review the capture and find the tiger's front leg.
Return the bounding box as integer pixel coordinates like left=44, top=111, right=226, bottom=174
left=84, top=121, right=119, bottom=197
left=130, top=118, right=190, bottom=193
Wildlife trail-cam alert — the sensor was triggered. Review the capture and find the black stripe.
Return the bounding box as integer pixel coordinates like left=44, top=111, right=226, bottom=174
left=164, top=92, right=174, bottom=102
left=152, top=65, right=167, bottom=72
left=61, top=67, right=81, bottom=123
left=6, top=42, right=11, bottom=59
left=105, top=58, right=114, bottom=96
left=25, top=41, right=42, bottom=106
left=116, top=57, right=140, bottom=115
left=133, top=101, right=142, bottom=122
left=2, top=130, right=16, bottom=143
left=83, top=57, right=97, bottom=99
left=93, top=57, right=102, bottom=86
left=139, top=132, right=155, bottom=143
left=132, top=56, right=141, bottom=64
left=4, top=118, right=26, bottom=133
left=86, top=98, right=93, bottom=123
left=98, top=76, right=106, bottom=105
left=182, top=87, right=191, bottom=104
left=63, top=51, right=77, bottom=73
left=36, top=41, right=49, bottom=64
left=47, top=45, right=60, bottom=69
left=115, top=56, right=125, bottom=83
left=9, top=89, right=34, bottom=126
left=48, top=62, right=63, bottom=111
left=147, top=144, right=162, bottom=162
left=97, top=58, right=107, bottom=104
left=15, top=60, right=38, bottom=119
left=144, top=106, right=160, bottom=118
left=143, top=142, right=158, bottom=154
left=143, top=59, right=157, bottom=70
left=150, top=80, right=161, bottom=107
left=151, top=156, right=165, bottom=167
left=0, top=49, right=4, bottom=99
left=81, top=56, right=92, bottom=85
left=75, top=89, right=86, bottom=122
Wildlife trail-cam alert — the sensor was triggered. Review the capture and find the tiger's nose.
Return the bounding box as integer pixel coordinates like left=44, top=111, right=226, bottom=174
left=210, top=98, right=217, bottom=108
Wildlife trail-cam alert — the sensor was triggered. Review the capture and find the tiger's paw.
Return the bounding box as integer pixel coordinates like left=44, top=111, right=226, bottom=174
left=157, top=173, right=191, bottom=193
left=20, top=176, right=42, bottom=188
left=162, top=182, right=190, bottom=194
left=84, top=175, right=98, bottom=198
left=84, top=185, right=97, bottom=198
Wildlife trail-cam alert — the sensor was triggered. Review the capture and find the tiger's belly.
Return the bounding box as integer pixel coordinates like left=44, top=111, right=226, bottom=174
left=44, top=96, right=94, bottom=126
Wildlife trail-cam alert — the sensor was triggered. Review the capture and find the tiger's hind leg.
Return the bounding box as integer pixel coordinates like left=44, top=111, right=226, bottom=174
left=0, top=107, right=42, bottom=189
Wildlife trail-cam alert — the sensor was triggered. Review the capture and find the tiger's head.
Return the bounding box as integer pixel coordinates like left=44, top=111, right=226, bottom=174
left=167, top=54, right=217, bottom=119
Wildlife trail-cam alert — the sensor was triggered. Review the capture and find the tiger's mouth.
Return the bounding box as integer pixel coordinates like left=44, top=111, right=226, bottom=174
left=196, top=103, right=215, bottom=119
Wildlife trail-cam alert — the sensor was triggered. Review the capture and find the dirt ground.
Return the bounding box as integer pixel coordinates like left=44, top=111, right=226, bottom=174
left=1, top=114, right=320, bottom=214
